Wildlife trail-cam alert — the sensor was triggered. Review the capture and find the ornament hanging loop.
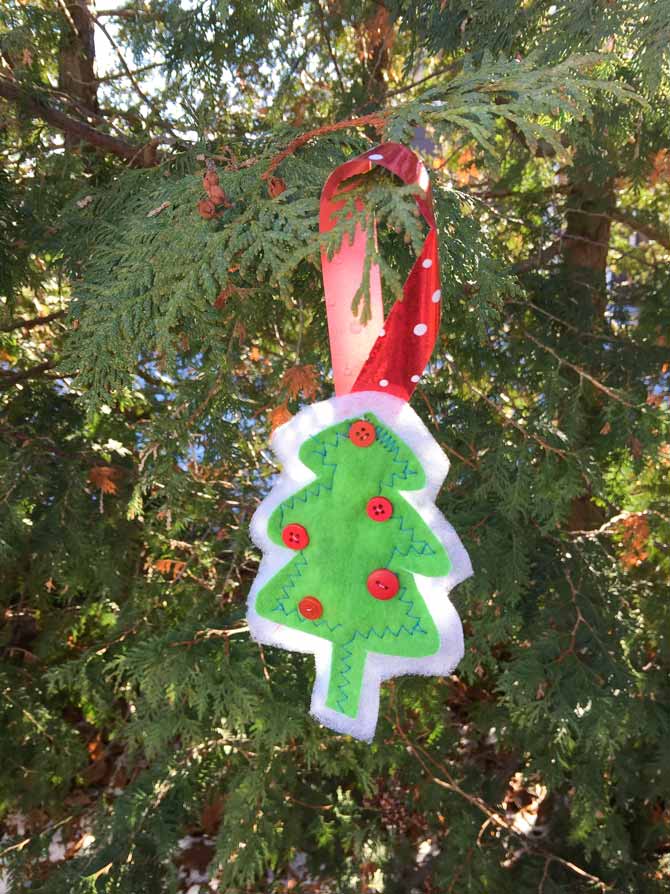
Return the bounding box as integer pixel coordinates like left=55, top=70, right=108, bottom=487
left=319, top=142, right=442, bottom=402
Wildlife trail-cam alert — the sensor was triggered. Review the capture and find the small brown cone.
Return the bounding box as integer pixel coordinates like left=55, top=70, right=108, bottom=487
left=208, top=185, right=231, bottom=207
left=267, top=176, right=287, bottom=198
left=198, top=198, right=217, bottom=220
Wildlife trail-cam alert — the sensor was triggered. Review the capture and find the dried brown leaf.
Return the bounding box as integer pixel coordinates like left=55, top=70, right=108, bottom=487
left=270, top=403, right=293, bottom=432
left=281, top=364, right=319, bottom=401
left=618, top=513, right=650, bottom=568
left=88, top=466, right=121, bottom=495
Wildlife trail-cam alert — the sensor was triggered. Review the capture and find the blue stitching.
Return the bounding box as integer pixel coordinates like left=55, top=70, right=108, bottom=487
left=277, top=432, right=346, bottom=528
left=334, top=641, right=354, bottom=712
left=266, top=415, right=444, bottom=713
left=269, top=552, right=343, bottom=633
left=331, top=586, right=431, bottom=713
left=372, top=421, right=420, bottom=488
left=278, top=476, right=335, bottom=528
left=333, top=627, right=430, bottom=713
left=386, top=513, right=437, bottom=564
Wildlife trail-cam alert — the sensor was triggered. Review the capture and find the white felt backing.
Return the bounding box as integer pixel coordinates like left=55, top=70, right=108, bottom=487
left=247, top=391, right=472, bottom=741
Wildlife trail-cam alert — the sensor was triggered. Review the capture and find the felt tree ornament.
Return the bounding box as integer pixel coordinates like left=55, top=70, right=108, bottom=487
left=248, top=143, right=472, bottom=741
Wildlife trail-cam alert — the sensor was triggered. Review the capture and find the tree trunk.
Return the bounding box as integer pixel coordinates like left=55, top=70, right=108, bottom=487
left=356, top=4, right=394, bottom=114
left=58, top=0, right=98, bottom=143
left=562, top=172, right=614, bottom=531
left=562, top=178, right=615, bottom=321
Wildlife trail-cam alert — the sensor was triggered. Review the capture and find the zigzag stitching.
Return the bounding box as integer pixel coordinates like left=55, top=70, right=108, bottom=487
left=351, top=585, right=429, bottom=642
left=316, top=418, right=419, bottom=489
left=389, top=542, right=434, bottom=560
left=273, top=550, right=306, bottom=612
left=277, top=431, right=348, bottom=527
left=269, top=418, right=439, bottom=683
left=373, top=423, right=420, bottom=488
left=278, top=474, right=334, bottom=528
left=315, top=430, right=349, bottom=451
left=351, top=619, right=427, bottom=642
left=334, top=640, right=354, bottom=713
left=332, top=589, right=431, bottom=713
left=272, top=603, right=342, bottom=634
left=386, top=513, right=437, bottom=563
left=269, top=551, right=343, bottom=633
left=398, top=587, right=425, bottom=629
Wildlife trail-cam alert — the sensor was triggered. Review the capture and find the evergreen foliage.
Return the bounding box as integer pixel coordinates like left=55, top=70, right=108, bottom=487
left=1, top=2, right=669, bottom=892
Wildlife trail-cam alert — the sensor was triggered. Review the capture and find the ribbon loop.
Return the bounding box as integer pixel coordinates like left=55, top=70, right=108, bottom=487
left=320, top=142, right=441, bottom=401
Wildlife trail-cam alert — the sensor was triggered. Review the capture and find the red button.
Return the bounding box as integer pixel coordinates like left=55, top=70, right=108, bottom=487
left=298, top=596, right=323, bottom=620
left=349, top=420, right=376, bottom=447
left=367, top=496, right=393, bottom=522
left=282, top=523, right=309, bottom=550
left=367, top=569, right=400, bottom=600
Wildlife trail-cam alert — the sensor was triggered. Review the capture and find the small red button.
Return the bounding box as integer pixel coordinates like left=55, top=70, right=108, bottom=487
left=367, top=496, right=393, bottom=522
left=282, top=523, right=309, bottom=550
left=367, top=569, right=400, bottom=600
left=349, top=420, right=376, bottom=447
left=298, top=596, right=323, bottom=620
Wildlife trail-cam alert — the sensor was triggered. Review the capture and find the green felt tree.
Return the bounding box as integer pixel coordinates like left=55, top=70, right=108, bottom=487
left=255, top=413, right=451, bottom=719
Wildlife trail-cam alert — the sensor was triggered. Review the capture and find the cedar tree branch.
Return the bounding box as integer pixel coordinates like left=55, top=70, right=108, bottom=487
left=0, top=361, right=57, bottom=388
left=611, top=207, right=670, bottom=251
left=91, top=14, right=177, bottom=138
left=0, top=76, right=157, bottom=166
left=0, top=310, right=65, bottom=334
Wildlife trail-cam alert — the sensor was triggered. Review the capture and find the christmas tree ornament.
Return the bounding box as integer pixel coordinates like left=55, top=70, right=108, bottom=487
left=247, top=143, right=472, bottom=741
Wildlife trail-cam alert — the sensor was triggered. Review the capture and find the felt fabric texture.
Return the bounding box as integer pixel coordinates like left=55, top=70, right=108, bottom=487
left=247, top=391, right=472, bottom=742
left=255, top=412, right=451, bottom=719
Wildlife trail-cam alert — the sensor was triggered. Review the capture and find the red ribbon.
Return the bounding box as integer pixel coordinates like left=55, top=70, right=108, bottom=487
left=320, top=142, right=441, bottom=403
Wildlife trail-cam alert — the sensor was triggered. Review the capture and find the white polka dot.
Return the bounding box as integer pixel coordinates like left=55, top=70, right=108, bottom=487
left=422, top=258, right=433, bottom=269
left=431, top=289, right=441, bottom=303
left=379, top=378, right=389, bottom=387
left=369, top=153, right=383, bottom=160
left=418, top=167, right=429, bottom=191
left=379, top=328, right=386, bottom=337
left=410, top=374, right=421, bottom=383
left=413, top=323, right=428, bottom=336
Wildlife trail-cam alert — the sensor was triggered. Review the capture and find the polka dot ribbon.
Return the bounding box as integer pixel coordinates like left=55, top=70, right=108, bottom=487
left=320, top=142, right=441, bottom=402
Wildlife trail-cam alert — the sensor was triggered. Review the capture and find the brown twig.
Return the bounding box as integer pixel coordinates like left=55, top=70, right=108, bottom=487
left=169, top=625, right=249, bottom=648
left=314, top=0, right=346, bottom=98
left=506, top=298, right=615, bottom=342
left=284, top=793, right=334, bottom=811
left=555, top=568, right=594, bottom=664
left=569, top=508, right=670, bottom=538
left=95, top=6, right=154, bottom=17
left=512, top=240, right=562, bottom=274
left=449, top=362, right=569, bottom=459
left=186, top=369, right=225, bottom=427
left=72, top=61, right=163, bottom=85
left=0, top=310, right=65, bottom=333
left=91, top=13, right=177, bottom=140
left=538, top=856, right=551, bottom=893
left=258, top=643, right=271, bottom=682
left=611, top=207, right=670, bottom=251
left=391, top=710, right=614, bottom=891
left=384, top=61, right=462, bottom=99
left=522, top=330, right=637, bottom=408
left=0, top=76, right=149, bottom=165
left=261, top=112, right=388, bottom=181
left=416, top=385, right=479, bottom=469
left=0, top=360, right=57, bottom=387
